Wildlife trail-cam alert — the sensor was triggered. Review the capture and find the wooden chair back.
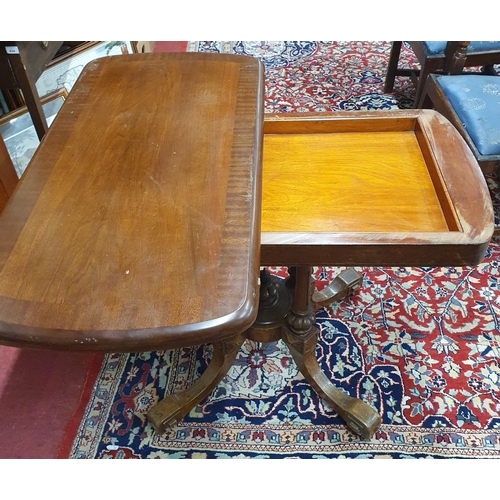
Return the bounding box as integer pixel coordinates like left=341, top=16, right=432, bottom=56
left=384, top=41, right=500, bottom=108
left=0, top=135, right=18, bottom=213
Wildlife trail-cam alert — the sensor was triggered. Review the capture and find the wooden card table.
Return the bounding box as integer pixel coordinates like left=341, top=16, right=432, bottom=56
left=0, top=53, right=494, bottom=440
left=254, top=109, right=494, bottom=438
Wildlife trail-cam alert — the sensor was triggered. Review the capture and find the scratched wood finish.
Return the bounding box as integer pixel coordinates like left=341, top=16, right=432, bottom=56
left=0, top=53, right=264, bottom=351
left=261, top=110, right=494, bottom=267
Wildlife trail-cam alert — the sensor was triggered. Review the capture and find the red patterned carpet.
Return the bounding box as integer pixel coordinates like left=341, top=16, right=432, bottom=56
left=188, top=41, right=417, bottom=110
left=70, top=42, right=500, bottom=459
left=1, top=41, right=499, bottom=459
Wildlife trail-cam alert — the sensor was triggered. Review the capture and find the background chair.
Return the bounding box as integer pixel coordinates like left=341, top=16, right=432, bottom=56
left=0, top=41, right=63, bottom=140
left=384, top=41, right=500, bottom=108
left=420, top=59, right=500, bottom=235
left=421, top=70, right=500, bottom=175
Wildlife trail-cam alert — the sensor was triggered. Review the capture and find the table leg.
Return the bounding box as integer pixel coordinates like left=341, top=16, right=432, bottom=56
left=246, top=268, right=292, bottom=343
left=281, top=266, right=382, bottom=439
left=147, top=267, right=381, bottom=439
left=147, top=332, right=245, bottom=434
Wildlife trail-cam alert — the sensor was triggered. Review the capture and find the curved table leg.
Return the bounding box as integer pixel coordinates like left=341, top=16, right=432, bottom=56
left=282, top=266, right=381, bottom=440
left=147, top=332, right=246, bottom=434
left=283, top=327, right=381, bottom=439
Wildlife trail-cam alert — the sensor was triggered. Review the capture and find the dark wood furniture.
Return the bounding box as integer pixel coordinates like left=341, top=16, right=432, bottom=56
left=0, top=135, right=18, bottom=213
left=0, top=42, right=64, bottom=140
left=384, top=41, right=500, bottom=108
left=0, top=52, right=264, bottom=350
left=0, top=53, right=493, bottom=440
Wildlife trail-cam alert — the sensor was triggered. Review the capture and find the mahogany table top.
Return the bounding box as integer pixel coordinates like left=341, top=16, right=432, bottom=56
left=0, top=52, right=265, bottom=351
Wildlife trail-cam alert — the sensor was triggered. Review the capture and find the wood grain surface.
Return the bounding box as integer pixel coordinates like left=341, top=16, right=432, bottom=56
left=260, top=110, right=494, bottom=267
left=0, top=53, right=264, bottom=351
left=263, top=130, right=450, bottom=233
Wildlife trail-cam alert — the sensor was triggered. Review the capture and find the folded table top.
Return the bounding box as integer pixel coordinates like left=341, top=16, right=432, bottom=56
left=0, top=52, right=265, bottom=351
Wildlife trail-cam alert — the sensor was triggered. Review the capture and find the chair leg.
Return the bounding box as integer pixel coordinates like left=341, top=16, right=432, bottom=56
left=383, top=41, right=402, bottom=93
left=482, top=65, right=498, bottom=76
left=0, top=136, right=18, bottom=213
left=413, top=65, right=433, bottom=108
left=417, top=79, right=434, bottom=109
left=417, top=93, right=433, bottom=109
left=7, top=53, right=48, bottom=141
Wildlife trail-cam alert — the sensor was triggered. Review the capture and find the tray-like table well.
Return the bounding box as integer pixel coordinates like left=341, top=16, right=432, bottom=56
left=261, top=110, right=494, bottom=267
left=264, top=127, right=456, bottom=233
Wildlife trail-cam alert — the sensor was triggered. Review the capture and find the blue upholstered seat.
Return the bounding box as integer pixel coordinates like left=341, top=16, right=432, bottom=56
left=436, top=75, right=500, bottom=155
left=424, top=41, right=500, bottom=55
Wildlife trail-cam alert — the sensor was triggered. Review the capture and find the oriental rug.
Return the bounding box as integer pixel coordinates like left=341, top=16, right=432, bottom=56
left=68, top=42, right=500, bottom=459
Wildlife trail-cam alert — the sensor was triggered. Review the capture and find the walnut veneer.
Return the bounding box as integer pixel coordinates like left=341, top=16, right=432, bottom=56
left=0, top=53, right=264, bottom=351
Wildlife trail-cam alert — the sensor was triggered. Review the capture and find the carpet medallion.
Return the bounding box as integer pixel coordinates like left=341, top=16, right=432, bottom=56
left=69, top=42, right=500, bottom=459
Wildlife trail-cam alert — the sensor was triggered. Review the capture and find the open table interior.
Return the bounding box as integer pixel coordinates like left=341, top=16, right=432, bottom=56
left=260, top=110, right=493, bottom=267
